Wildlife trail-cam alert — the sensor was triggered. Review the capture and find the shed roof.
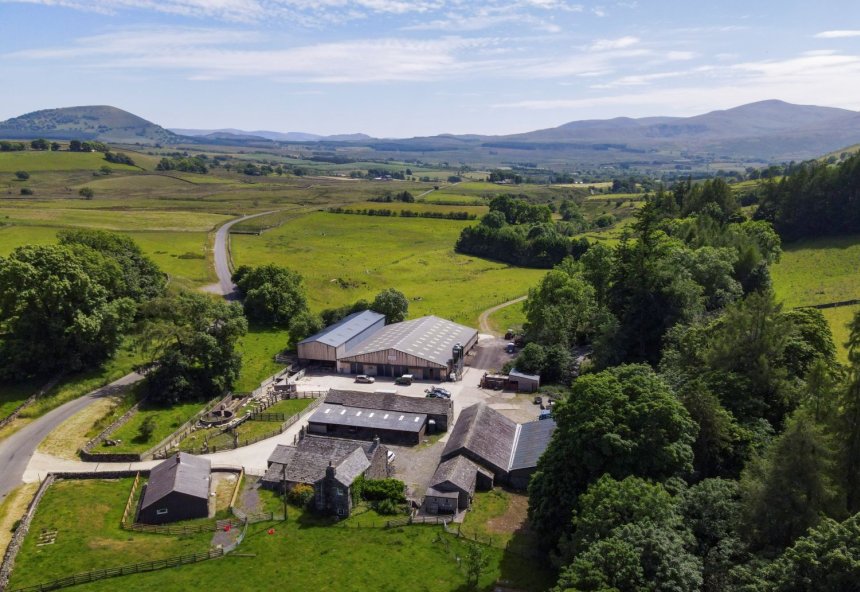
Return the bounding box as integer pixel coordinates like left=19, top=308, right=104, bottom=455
left=141, top=452, right=211, bottom=510
left=265, top=436, right=379, bottom=485
left=298, top=310, right=385, bottom=349
left=510, top=419, right=556, bottom=471
left=309, top=403, right=427, bottom=433
left=442, top=404, right=517, bottom=474
left=509, top=369, right=540, bottom=382
left=326, top=389, right=451, bottom=417
left=425, top=487, right=459, bottom=500
left=339, top=315, right=477, bottom=367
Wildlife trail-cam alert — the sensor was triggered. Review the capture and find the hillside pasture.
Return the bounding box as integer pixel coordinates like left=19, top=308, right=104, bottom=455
left=0, top=207, right=231, bottom=232
left=771, top=234, right=860, bottom=308
left=232, top=212, right=545, bottom=326
left=0, top=151, right=138, bottom=173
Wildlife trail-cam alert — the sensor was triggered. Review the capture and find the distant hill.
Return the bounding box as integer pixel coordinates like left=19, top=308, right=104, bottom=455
left=490, top=100, right=860, bottom=160
left=170, top=128, right=372, bottom=143
left=0, top=105, right=181, bottom=145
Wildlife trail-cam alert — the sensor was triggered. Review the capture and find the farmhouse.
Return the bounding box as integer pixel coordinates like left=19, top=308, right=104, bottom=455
left=425, top=455, right=493, bottom=515
left=437, top=403, right=556, bottom=490
left=297, top=310, right=385, bottom=368
left=262, top=435, right=390, bottom=517
left=298, top=311, right=478, bottom=381
left=138, top=452, right=211, bottom=525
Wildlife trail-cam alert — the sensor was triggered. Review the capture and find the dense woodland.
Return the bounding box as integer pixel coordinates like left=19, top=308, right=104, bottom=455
left=519, top=170, right=860, bottom=590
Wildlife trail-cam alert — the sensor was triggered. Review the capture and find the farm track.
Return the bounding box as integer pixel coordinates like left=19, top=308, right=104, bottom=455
left=478, top=296, right=527, bottom=336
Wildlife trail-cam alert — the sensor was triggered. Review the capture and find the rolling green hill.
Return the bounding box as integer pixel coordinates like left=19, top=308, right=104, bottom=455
left=0, top=105, right=182, bottom=145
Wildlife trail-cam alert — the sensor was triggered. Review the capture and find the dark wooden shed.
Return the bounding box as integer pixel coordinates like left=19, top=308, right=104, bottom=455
left=138, top=452, right=211, bottom=525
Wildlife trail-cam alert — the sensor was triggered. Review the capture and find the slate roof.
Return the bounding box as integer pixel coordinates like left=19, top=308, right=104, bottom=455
left=332, top=447, right=372, bottom=487
left=326, top=389, right=452, bottom=417
left=510, top=419, right=556, bottom=471
left=264, top=436, right=378, bottom=486
left=339, top=315, right=477, bottom=367
left=309, top=403, right=427, bottom=433
left=430, top=455, right=482, bottom=495
left=141, top=452, right=211, bottom=510
left=425, top=487, right=459, bottom=499
left=298, top=310, right=385, bottom=348
left=442, top=404, right=518, bottom=474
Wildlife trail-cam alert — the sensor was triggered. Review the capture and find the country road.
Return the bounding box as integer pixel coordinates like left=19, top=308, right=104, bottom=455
left=0, top=372, right=143, bottom=501
left=478, top=295, right=528, bottom=336
left=209, top=210, right=276, bottom=298
left=0, top=212, right=273, bottom=503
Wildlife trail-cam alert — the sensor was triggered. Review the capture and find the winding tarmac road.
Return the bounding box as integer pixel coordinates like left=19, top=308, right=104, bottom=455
left=209, top=211, right=276, bottom=298
left=0, top=212, right=274, bottom=502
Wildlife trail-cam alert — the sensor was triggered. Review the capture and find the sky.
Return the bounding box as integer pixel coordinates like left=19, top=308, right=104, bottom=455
left=1, top=0, right=859, bottom=137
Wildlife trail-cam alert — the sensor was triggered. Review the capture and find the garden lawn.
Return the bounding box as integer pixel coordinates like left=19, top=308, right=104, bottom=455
left=771, top=234, right=860, bottom=308
left=103, top=400, right=206, bottom=454
left=232, top=212, right=545, bottom=327
left=62, top=505, right=553, bottom=592
left=6, top=478, right=212, bottom=590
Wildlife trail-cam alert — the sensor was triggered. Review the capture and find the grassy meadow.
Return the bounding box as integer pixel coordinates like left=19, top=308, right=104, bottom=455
left=232, top=212, right=546, bottom=327
left=771, top=234, right=860, bottom=308
left=103, top=399, right=206, bottom=454
left=0, top=151, right=139, bottom=173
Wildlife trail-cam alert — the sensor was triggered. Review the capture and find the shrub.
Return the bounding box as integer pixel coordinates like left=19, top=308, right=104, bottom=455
left=289, top=484, right=314, bottom=507
left=373, top=498, right=403, bottom=515
left=20, top=188, right=33, bottom=195
left=360, top=478, right=406, bottom=503
left=15, top=171, right=29, bottom=180
left=79, top=187, right=94, bottom=199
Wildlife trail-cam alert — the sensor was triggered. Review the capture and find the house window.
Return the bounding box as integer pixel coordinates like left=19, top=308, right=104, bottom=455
left=156, top=508, right=168, bottom=516
left=336, top=487, right=344, bottom=497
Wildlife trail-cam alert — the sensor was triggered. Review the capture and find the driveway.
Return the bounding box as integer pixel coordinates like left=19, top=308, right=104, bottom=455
left=206, top=210, right=275, bottom=298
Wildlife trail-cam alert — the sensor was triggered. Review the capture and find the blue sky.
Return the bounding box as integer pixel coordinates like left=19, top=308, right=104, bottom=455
left=1, top=0, right=859, bottom=137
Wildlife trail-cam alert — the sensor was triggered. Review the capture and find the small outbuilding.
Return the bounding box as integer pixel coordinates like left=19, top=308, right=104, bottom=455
left=138, top=453, right=211, bottom=525
left=425, top=455, right=493, bottom=515
left=508, top=369, right=540, bottom=393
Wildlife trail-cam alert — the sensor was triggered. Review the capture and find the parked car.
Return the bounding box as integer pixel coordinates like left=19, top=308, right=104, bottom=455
left=533, top=395, right=543, bottom=405
left=387, top=450, right=396, bottom=464
left=394, top=374, right=413, bottom=385
left=429, top=386, right=451, bottom=397
left=539, top=409, right=552, bottom=421
left=505, top=342, right=516, bottom=354
left=355, top=374, right=375, bottom=384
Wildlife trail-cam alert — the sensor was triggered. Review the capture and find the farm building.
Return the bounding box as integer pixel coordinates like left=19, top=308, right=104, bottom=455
left=307, top=403, right=428, bottom=445
left=337, top=315, right=478, bottom=381
left=262, top=435, right=389, bottom=517
left=297, top=310, right=386, bottom=367
left=425, top=455, right=493, bottom=515
left=138, top=453, right=211, bottom=525
left=438, top=403, right=556, bottom=490
left=326, top=389, right=453, bottom=431
left=508, top=369, right=540, bottom=393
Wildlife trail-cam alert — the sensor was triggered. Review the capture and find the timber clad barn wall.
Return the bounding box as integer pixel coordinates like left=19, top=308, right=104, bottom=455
left=138, top=453, right=211, bottom=524
left=298, top=310, right=386, bottom=365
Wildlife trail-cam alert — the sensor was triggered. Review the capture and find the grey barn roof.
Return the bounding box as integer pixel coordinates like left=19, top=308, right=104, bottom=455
left=141, top=452, right=211, bottom=510
left=510, top=419, right=556, bottom=471
left=326, top=389, right=452, bottom=417
left=298, top=310, right=385, bottom=348
left=309, top=403, right=427, bottom=433
left=429, top=455, right=488, bottom=495
left=265, top=436, right=378, bottom=485
left=332, top=447, right=372, bottom=487
left=509, top=369, right=540, bottom=382
left=442, top=404, right=518, bottom=474
left=339, top=315, right=478, bottom=367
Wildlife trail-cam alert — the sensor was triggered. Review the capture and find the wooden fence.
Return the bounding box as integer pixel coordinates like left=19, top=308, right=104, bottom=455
left=9, top=548, right=225, bottom=592
left=147, top=393, right=233, bottom=460
left=121, top=518, right=241, bottom=536
left=120, top=472, right=142, bottom=527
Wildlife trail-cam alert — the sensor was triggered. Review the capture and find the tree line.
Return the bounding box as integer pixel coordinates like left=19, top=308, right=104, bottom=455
left=328, top=207, right=476, bottom=220
left=517, top=177, right=860, bottom=590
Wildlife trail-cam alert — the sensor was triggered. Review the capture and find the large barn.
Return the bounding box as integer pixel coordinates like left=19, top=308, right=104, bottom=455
left=297, top=311, right=478, bottom=381
left=297, top=310, right=385, bottom=368
left=437, top=403, right=557, bottom=491
left=138, top=453, right=211, bottom=524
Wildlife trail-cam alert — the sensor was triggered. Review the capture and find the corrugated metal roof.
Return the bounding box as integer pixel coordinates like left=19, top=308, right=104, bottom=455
left=326, top=389, right=451, bottom=417
left=309, top=403, right=427, bottom=433
left=340, top=315, right=477, bottom=367
left=509, top=369, right=540, bottom=382
left=141, top=452, right=211, bottom=510
left=509, top=419, right=556, bottom=471
left=298, top=310, right=385, bottom=348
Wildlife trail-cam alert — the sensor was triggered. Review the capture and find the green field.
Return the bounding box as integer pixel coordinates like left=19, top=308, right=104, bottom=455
left=102, top=399, right=206, bottom=454
left=232, top=212, right=545, bottom=326
left=7, top=478, right=212, bottom=590
left=0, top=207, right=230, bottom=232
left=0, top=151, right=138, bottom=173
left=822, top=305, right=859, bottom=364
left=234, top=326, right=290, bottom=392
left=488, top=300, right=527, bottom=335
left=771, top=234, right=860, bottom=308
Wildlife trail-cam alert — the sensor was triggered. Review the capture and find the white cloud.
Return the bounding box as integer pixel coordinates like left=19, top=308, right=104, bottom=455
left=589, top=36, right=638, bottom=51
left=814, top=30, right=860, bottom=39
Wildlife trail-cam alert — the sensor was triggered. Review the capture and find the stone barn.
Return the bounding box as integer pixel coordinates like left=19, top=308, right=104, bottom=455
left=425, top=455, right=493, bottom=515
left=138, top=453, right=211, bottom=524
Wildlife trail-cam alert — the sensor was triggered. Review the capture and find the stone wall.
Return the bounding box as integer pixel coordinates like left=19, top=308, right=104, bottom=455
left=0, top=475, right=55, bottom=591
left=79, top=399, right=148, bottom=463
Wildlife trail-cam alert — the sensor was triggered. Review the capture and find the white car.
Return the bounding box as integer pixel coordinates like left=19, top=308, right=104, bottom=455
left=355, top=374, right=375, bottom=383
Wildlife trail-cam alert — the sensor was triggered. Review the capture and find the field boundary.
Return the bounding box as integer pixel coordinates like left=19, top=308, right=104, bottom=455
left=798, top=298, right=860, bottom=311
left=0, top=375, right=63, bottom=431
left=0, top=476, right=54, bottom=591
left=79, top=397, right=148, bottom=462
left=144, top=393, right=233, bottom=460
